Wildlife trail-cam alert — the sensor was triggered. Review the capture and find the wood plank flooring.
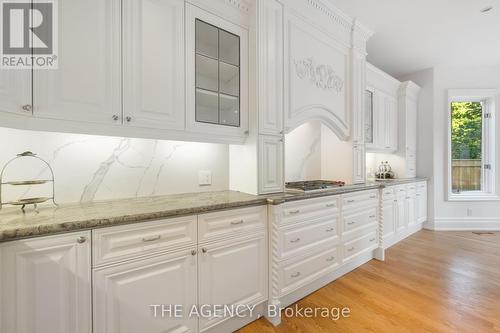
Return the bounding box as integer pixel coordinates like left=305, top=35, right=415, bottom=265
left=238, top=230, right=500, bottom=333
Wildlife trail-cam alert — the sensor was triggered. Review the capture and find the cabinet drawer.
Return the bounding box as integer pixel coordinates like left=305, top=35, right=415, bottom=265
left=343, top=231, right=378, bottom=261
left=342, top=190, right=378, bottom=210
left=417, top=182, right=427, bottom=193
left=198, top=206, right=266, bottom=243
left=395, top=185, right=407, bottom=197
left=278, top=217, right=339, bottom=260
left=93, top=216, right=197, bottom=266
left=280, top=246, right=338, bottom=296
left=381, top=187, right=395, bottom=201
left=343, top=207, right=377, bottom=234
left=280, top=196, right=339, bottom=226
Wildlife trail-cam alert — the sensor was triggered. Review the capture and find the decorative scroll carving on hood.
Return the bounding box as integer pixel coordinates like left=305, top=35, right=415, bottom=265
left=293, top=57, right=344, bottom=93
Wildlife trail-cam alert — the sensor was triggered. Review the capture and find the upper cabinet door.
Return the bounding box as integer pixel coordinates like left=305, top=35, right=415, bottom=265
left=185, top=3, right=249, bottom=140
left=33, top=0, right=121, bottom=124
left=122, top=0, right=185, bottom=130
left=257, top=0, right=284, bottom=136
left=0, top=70, right=31, bottom=116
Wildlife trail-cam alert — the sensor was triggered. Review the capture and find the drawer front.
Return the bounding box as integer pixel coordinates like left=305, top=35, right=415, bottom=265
left=343, top=207, right=377, bottom=233
left=280, top=196, right=339, bottom=225
left=198, top=206, right=266, bottom=243
left=381, top=187, right=395, bottom=201
left=417, top=181, right=427, bottom=193
left=395, top=185, right=407, bottom=197
left=343, top=231, right=378, bottom=261
left=279, top=217, right=339, bottom=259
left=280, top=246, right=339, bottom=295
left=93, top=216, right=197, bottom=266
left=342, top=190, right=378, bottom=210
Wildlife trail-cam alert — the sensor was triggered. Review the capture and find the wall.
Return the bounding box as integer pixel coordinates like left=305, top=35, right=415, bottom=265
left=402, top=65, right=500, bottom=230
left=0, top=128, right=229, bottom=204
left=284, top=121, right=353, bottom=183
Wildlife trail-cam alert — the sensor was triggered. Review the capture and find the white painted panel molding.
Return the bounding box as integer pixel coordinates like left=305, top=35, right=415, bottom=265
left=258, top=135, right=284, bottom=193
left=123, top=0, right=185, bottom=130
left=34, top=0, right=121, bottom=124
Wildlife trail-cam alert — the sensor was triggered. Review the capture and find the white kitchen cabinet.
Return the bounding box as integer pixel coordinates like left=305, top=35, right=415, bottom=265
left=122, top=0, right=185, bottom=130
left=366, top=63, right=399, bottom=152
left=257, top=0, right=284, bottom=136
left=399, top=81, right=420, bottom=178
left=34, top=0, right=121, bottom=124
left=93, top=249, right=197, bottom=333
left=382, top=200, right=396, bottom=239
left=395, top=196, right=406, bottom=231
left=198, top=234, right=267, bottom=331
left=0, top=70, right=31, bottom=116
left=185, top=3, right=249, bottom=140
left=352, top=144, right=366, bottom=184
left=259, top=135, right=284, bottom=193
left=416, top=182, right=428, bottom=223
left=0, top=231, right=92, bottom=333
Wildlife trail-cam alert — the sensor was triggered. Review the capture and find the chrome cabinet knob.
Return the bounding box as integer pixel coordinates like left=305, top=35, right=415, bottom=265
left=112, top=115, right=119, bottom=121
left=77, top=236, right=87, bottom=244
left=191, top=249, right=197, bottom=256
left=202, top=248, right=207, bottom=253
left=22, top=104, right=32, bottom=112
left=125, top=116, right=132, bottom=122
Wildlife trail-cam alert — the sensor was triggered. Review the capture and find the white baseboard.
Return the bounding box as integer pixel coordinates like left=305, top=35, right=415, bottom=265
left=430, top=218, right=500, bottom=231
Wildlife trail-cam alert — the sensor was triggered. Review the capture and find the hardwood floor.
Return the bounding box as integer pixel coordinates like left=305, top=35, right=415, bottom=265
left=238, top=230, right=500, bottom=333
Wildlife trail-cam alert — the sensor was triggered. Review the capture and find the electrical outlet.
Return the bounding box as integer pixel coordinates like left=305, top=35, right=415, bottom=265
left=467, top=208, right=473, bottom=217
left=198, top=170, right=212, bottom=186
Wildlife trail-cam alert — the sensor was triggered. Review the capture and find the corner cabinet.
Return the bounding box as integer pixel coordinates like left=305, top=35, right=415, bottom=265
left=185, top=3, right=249, bottom=141
left=0, top=231, right=92, bottom=333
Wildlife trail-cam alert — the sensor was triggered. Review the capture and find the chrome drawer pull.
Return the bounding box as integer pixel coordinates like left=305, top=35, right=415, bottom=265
left=347, top=199, right=355, bottom=203
left=325, top=228, right=335, bottom=232
left=326, top=203, right=336, bottom=208
left=142, top=235, right=161, bottom=242
left=289, top=210, right=301, bottom=215
left=290, top=238, right=301, bottom=243
left=347, top=221, right=355, bottom=225
left=369, top=238, right=376, bottom=242
left=406, top=197, right=411, bottom=199
left=369, top=195, right=376, bottom=199
left=416, top=194, right=421, bottom=197
left=369, top=215, right=376, bottom=218
left=230, top=220, right=244, bottom=225
left=291, top=272, right=301, bottom=278
left=347, top=247, right=355, bottom=252
left=326, top=256, right=335, bottom=262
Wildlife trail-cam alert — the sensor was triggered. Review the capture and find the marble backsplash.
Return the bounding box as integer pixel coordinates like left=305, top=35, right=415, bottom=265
left=0, top=128, right=229, bottom=204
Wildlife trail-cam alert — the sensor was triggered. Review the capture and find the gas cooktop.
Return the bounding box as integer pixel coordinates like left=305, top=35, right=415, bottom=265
left=285, top=180, right=346, bottom=193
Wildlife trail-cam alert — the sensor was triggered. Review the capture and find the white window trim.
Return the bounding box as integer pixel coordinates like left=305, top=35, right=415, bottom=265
left=447, top=89, right=500, bottom=201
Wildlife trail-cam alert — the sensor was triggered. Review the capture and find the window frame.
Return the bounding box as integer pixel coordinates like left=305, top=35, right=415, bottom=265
left=447, top=89, right=499, bottom=201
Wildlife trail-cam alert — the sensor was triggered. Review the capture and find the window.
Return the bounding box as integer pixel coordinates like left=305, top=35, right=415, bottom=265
left=195, top=19, right=240, bottom=127
left=448, top=90, right=498, bottom=200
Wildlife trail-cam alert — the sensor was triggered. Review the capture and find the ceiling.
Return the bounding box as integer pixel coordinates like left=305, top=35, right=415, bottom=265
left=330, top=0, right=500, bottom=78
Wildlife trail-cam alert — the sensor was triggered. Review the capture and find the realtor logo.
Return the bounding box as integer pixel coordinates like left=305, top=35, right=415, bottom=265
left=1, top=0, right=58, bottom=69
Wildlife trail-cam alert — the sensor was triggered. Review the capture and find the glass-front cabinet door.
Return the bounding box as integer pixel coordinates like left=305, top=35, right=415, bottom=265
left=186, top=4, right=248, bottom=141
left=195, top=19, right=240, bottom=127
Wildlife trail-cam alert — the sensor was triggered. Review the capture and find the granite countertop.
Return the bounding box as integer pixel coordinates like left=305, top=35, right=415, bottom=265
left=0, top=178, right=428, bottom=243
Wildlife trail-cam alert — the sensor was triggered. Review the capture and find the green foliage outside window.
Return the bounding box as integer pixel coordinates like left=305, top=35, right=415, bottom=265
left=451, top=102, right=482, bottom=160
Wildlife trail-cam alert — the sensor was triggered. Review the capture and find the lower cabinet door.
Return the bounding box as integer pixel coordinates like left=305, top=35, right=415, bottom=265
left=198, top=234, right=267, bottom=331
left=382, top=200, right=395, bottom=238
left=396, top=198, right=406, bottom=231
left=0, top=231, right=92, bottom=333
left=93, top=249, right=197, bottom=333
left=417, top=191, right=427, bottom=223
left=406, top=196, right=417, bottom=225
